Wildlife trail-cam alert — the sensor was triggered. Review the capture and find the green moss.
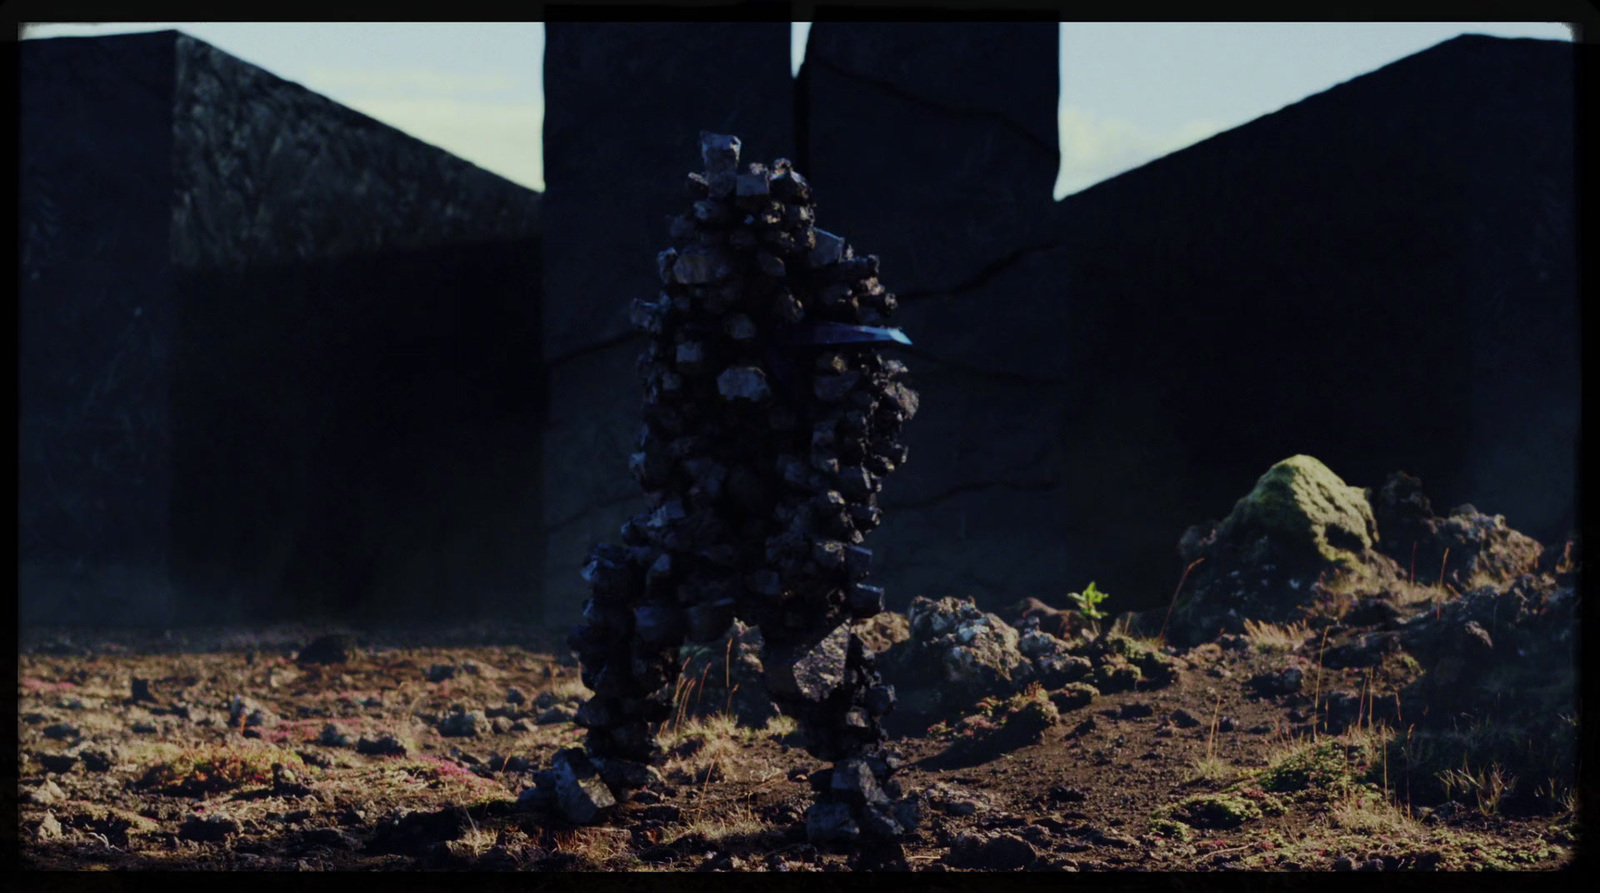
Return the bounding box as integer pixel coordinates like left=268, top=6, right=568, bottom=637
left=1220, top=455, right=1376, bottom=570
left=997, top=685, right=1061, bottom=743
left=1253, top=738, right=1382, bottom=802
left=1149, top=817, right=1193, bottom=841
left=1049, top=683, right=1099, bottom=712
left=1093, top=658, right=1142, bottom=693
left=1167, top=793, right=1263, bottom=829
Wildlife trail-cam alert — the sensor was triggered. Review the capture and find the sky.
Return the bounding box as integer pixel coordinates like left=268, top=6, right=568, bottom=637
left=21, top=21, right=1575, bottom=199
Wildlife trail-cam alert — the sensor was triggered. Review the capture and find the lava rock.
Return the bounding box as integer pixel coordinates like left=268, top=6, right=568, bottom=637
left=355, top=735, right=409, bottom=757
left=228, top=695, right=277, bottom=728
left=805, top=801, right=860, bottom=845
left=764, top=622, right=852, bottom=703
left=179, top=813, right=242, bottom=842
left=42, top=722, right=80, bottom=740
left=717, top=366, right=771, bottom=401
left=551, top=748, right=617, bottom=824
left=1250, top=666, right=1304, bottom=696
left=950, top=833, right=1037, bottom=871
left=438, top=709, right=489, bottom=738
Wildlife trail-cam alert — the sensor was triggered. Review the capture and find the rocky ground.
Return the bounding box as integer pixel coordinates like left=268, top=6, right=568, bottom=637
left=14, top=457, right=1583, bottom=871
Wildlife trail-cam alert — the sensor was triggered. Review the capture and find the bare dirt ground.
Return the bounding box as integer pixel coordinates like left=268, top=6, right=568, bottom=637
left=15, top=598, right=1580, bottom=873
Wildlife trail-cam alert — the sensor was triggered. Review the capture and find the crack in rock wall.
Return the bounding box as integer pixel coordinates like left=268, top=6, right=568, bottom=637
left=803, top=22, right=1060, bottom=300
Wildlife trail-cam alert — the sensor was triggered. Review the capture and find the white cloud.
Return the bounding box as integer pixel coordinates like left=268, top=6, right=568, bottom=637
left=1056, top=107, right=1224, bottom=199
left=345, top=98, right=545, bottom=192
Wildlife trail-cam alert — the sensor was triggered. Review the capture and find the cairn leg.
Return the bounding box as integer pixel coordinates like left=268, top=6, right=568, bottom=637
left=761, top=623, right=917, bottom=845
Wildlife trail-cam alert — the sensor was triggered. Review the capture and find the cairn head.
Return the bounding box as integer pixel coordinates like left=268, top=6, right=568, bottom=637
left=699, top=131, right=742, bottom=173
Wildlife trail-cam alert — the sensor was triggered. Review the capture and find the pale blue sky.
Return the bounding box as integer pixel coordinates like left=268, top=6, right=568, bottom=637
left=22, top=22, right=1575, bottom=198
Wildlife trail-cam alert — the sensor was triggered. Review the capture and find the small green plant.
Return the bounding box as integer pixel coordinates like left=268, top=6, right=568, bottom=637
left=1069, top=581, right=1111, bottom=620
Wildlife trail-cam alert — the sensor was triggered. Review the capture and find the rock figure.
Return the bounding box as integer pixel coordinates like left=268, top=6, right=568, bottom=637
left=557, top=131, right=921, bottom=845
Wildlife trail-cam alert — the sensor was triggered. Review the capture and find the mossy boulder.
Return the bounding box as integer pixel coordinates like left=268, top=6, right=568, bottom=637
left=1169, top=456, right=1406, bottom=644
left=1217, top=455, right=1378, bottom=570
left=1048, top=682, right=1099, bottom=712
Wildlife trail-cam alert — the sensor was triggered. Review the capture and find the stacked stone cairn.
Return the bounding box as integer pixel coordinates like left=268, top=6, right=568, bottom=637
left=558, top=131, right=922, bottom=845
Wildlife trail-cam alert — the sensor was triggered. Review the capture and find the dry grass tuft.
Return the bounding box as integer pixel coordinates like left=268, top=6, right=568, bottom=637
left=760, top=712, right=798, bottom=739
left=1242, top=618, right=1310, bottom=653
left=1327, top=792, right=1425, bottom=836
left=1190, top=755, right=1236, bottom=784
left=547, top=677, right=594, bottom=702
left=680, top=801, right=768, bottom=844
left=658, top=714, right=746, bottom=784
left=1438, top=760, right=1519, bottom=817
left=549, top=826, right=634, bottom=867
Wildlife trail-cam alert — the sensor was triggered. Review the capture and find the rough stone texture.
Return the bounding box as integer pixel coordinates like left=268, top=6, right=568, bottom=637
left=541, top=339, right=648, bottom=627
left=540, top=23, right=791, bottom=627
left=169, top=35, right=538, bottom=269
left=879, top=596, right=1032, bottom=722
left=171, top=243, right=543, bottom=625
left=1371, top=472, right=1544, bottom=591
left=1215, top=456, right=1379, bottom=571
left=19, top=32, right=543, bottom=626
left=19, top=32, right=178, bottom=626
left=948, top=832, right=1038, bottom=871
left=678, top=620, right=778, bottom=728
left=803, top=23, right=1060, bottom=298
left=764, top=622, right=852, bottom=702
left=552, top=748, right=617, bottom=825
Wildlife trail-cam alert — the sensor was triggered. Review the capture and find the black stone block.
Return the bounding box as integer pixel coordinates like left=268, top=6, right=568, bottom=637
left=19, top=32, right=542, bottom=627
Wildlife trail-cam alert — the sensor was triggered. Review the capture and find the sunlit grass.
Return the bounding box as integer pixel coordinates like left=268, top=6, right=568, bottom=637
left=1242, top=618, right=1310, bottom=653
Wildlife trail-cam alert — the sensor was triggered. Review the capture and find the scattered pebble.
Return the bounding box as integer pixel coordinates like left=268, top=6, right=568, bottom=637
left=128, top=677, right=156, bottom=702
left=38, top=752, right=79, bottom=773
left=42, top=722, right=80, bottom=740
left=355, top=735, right=409, bottom=757
left=24, top=779, right=66, bottom=805
left=438, top=709, right=489, bottom=738
left=536, top=705, right=576, bottom=725
left=73, top=744, right=118, bottom=772
left=35, top=811, right=63, bottom=840
left=179, top=814, right=242, bottom=842
left=1169, top=707, right=1202, bottom=728
left=228, top=695, right=278, bottom=728
left=318, top=723, right=352, bottom=747
left=296, top=634, right=354, bottom=665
